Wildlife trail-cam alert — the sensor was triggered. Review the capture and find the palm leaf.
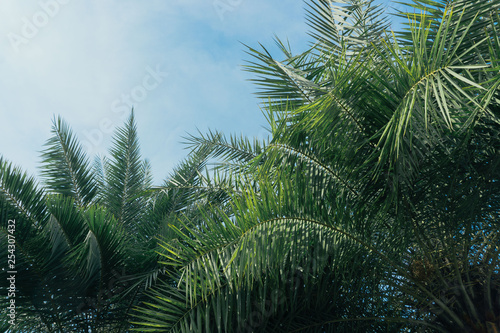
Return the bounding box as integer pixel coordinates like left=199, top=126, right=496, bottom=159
left=102, top=111, right=149, bottom=227
left=40, top=116, right=97, bottom=206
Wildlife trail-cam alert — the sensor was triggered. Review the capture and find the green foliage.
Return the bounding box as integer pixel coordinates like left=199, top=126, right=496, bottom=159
left=0, top=112, right=164, bottom=331
left=134, top=0, right=500, bottom=332
left=2, top=0, right=500, bottom=332
left=41, top=116, right=98, bottom=206
left=101, top=112, right=151, bottom=227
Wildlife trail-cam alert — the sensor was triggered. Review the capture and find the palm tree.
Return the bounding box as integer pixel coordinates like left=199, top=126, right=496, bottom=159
left=0, top=112, right=166, bottom=331
left=134, top=0, right=500, bottom=332
left=0, top=112, right=253, bottom=332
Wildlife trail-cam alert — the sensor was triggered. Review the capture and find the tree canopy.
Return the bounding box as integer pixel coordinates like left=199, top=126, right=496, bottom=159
left=2, top=0, right=500, bottom=332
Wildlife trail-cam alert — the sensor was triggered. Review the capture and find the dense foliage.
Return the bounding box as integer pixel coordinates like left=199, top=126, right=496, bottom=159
left=2, top=0, right=500, bottom=332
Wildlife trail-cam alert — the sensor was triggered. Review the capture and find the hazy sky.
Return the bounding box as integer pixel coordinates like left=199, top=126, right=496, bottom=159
left=0, top=0, right=405, bottom=184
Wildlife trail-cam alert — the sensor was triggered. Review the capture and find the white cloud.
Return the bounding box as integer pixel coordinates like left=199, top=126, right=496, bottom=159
left=0, top=0, right=314, bottom=184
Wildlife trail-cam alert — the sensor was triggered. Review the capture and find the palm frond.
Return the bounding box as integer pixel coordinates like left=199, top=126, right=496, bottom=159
left=365, top=7, right=500, bottom=187
left=305, top=0, right=390, bottom=53
left=134, top=175, right=412, bottom=332
left=40, top=116, right=97, bottom=206
left=0, top=156, right=47, bottom=231
left=244, top=42, right=325, bottom=110
left=103, top=111, right=148, bottom=227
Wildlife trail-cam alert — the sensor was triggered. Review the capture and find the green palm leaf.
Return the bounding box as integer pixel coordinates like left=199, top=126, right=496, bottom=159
left=102, top=111, right=149, bottom=227
left=41, top=116, right=97, bottom=206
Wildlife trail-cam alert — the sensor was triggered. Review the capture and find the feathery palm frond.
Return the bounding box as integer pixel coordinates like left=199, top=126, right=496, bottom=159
left=102, top=111, right=149, bottom=229
left=305, top=0, right=390, bottom=52
left=41, top=116, right=98, bottom=207
left=133, top=175, right=408, bottom=332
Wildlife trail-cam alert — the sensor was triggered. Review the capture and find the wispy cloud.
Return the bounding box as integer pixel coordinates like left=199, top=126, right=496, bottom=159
left=0, top=0, right=312, bottom=184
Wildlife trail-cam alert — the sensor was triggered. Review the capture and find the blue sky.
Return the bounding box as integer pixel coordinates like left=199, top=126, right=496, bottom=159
left=0, top=0, right=406, bottom=184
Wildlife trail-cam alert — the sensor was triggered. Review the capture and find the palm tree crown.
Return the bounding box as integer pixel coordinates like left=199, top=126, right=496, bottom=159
left=134, top=0, right=500, bottom=331
left=2, top=1, right=500, bottom=332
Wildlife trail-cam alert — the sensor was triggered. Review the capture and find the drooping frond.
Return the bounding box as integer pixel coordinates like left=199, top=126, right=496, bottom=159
left=396, top=0, right=500, bottom=52
left=134, top=175, right=412, bottom=332
left=184, top=129, right=265, bottom=172
left=0, top=156, right=47, bottom=231
left=365, top=7, right=500, bottom=187
left=244, top=43, right=325, bottom=110
left=68, top=206, right=128, bottom=286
